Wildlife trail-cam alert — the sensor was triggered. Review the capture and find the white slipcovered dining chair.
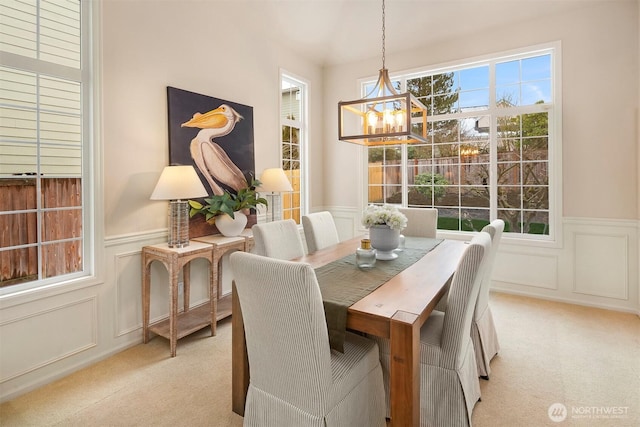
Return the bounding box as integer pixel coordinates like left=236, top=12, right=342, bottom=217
left=472, top=219, right=505, bottom=379
left=302, top=211, right=340, bottom=253
left=398, top=207, right=438, bottom=238
left=372, top=232, right=491, bottom=426
left=251, top=219, right=305, bottom=259
left=230, top=251, right=386, bottom=427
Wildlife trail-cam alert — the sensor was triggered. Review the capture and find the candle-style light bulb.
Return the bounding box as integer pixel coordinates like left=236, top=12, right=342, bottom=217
left=383, top=110, right=393, bottom=132
left=368, top=111, right=378, bottom=127
left=395, top=111, right=405, bottom=131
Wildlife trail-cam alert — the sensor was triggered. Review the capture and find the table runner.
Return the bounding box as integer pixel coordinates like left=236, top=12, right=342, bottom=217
left=315, top=237, right=443, bottom=352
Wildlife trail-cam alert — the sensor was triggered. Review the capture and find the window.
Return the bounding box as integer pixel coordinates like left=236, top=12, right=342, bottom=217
left=280, top=72, right=307, bottom=224
left=367, top=45, right=558, bottom=239
left=0, top=0, right=92, bottom=290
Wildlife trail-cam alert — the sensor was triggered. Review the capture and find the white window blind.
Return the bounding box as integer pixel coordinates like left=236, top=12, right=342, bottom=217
left=0, top=66, right=81, bottom=176
left=0, top=0, right=80, bottom=68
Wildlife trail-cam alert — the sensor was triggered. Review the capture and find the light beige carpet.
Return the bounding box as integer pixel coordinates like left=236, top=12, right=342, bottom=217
left=1, top=293, right=639, bottom=426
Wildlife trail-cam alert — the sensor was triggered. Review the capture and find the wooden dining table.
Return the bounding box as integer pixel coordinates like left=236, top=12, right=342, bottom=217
left=231, top=236, right=467, bottom=426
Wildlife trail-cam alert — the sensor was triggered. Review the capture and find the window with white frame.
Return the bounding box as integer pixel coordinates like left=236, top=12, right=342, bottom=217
left=0, top=0, right=92, bottom=289
left=367, top=45, right=558, bottom=238
left=280, top=72, right=307, bottom=224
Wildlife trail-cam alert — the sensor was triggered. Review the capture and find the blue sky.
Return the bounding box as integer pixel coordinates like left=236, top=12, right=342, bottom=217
left=425, top=53, right=552, bottom=110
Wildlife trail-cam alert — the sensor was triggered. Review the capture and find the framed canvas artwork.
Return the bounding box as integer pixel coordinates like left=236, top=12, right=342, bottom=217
left=167, top=86, right=256, bottom=236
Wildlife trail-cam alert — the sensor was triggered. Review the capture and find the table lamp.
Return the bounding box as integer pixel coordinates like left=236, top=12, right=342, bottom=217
left=150, top=165, right=208, bottom=248
left=257, top=168, right=293, bottom=222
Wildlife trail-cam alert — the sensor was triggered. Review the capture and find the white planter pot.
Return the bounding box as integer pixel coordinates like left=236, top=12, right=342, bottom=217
left=215, top=211, right=247, bottom=237
left=369, top=225, right=400, bottom=260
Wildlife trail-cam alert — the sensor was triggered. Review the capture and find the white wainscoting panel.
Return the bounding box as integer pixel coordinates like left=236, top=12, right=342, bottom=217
left=182, top=257, right=211, bottom=307
left=1, top=216, right=636, bottom=404
left=115, top=250, right=143, bottom=337
left=0, top=296, right=97, bottom=382
left=491, top=217, right=638, bottom=313
left=493, top=251, right=559, bottom=290
left=573, top=233, right=628, bottom=300
left=220, top=253, right=234, bottom=297
left=324, top=206, right=360, bottom=241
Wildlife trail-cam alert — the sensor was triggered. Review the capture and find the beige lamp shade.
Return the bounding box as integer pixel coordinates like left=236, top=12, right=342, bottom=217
left=150, top=165, right=208, bottom=200
left=257, top=168, right=293, bottom=192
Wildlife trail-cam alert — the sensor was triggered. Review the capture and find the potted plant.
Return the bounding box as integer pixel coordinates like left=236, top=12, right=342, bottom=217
left=362, top=205, right=407, bottom=260
left=189, top=178, right=268, bottom=236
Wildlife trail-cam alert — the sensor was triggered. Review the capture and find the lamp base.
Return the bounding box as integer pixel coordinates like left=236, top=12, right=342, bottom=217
left=168, top=200, right=190, bottom=248
left=266, top=193, right=282, bottom=222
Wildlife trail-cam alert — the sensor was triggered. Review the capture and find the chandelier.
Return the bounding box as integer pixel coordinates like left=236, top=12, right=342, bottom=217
left=338, top=0, right=428, bottom=146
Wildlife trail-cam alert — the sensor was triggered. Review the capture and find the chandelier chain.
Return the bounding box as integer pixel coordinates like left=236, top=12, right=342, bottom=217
left=381, top=0, right=386, bottom=70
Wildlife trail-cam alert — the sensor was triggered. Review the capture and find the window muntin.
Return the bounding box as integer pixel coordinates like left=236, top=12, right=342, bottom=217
left=280, top=73, right=307, bottom=224
left=0, top=0, right=89, bottom=289
left=367, top=48, right=555, bottom=238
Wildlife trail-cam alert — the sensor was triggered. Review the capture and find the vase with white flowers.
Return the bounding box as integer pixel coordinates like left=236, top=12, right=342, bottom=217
left=362, top=205, right=407, bottom=260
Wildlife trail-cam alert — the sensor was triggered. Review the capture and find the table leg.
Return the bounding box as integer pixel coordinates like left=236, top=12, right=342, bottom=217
left=183, top=263, right=190, bottom=312
left=232, top=282, right=249, bottom=416
left=211, top=254, right=221, bottom=336
left=169, top=261, right=180, bottom=357
left=210, top=257, right=217, bottom=337
left=142, top=256, right=151, bottom=344
left=390, top=310, right=420, bottom=427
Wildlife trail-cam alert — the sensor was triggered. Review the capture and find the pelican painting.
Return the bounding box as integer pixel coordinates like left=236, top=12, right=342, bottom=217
left=167, top=87, right=256, bottom=201
left=181, top=104, right=248, bottom=195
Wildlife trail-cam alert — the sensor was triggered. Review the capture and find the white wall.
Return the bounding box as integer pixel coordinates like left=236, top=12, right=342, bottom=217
left=322, top=2, right=640, bottom=311
left=101, top=1, right=325, bottom=236
left=325, top=1, right=638, bottom=218
left=637, top=0, right=640, bottom=310
left=0, top=0, right=325, bottom=402
left=1, top=0, right=638, bottom=403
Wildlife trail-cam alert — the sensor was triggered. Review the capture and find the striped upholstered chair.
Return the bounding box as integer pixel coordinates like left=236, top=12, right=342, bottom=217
left=472, top=219, right=505, bottom=379
left=230, top=251, right=386, bottom=427
left=251, top=219, right=305, bottom=259
left=302, top=211, right=340, bottom=253
left=372, top=232, right=491, bottom=426
left=398, top=207, right=438, bottom=238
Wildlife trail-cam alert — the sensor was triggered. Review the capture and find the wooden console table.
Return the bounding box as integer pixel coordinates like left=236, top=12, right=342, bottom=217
left=142, top=241, right=214, bottom=357
left=142, top=231, right=254, bottom=357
